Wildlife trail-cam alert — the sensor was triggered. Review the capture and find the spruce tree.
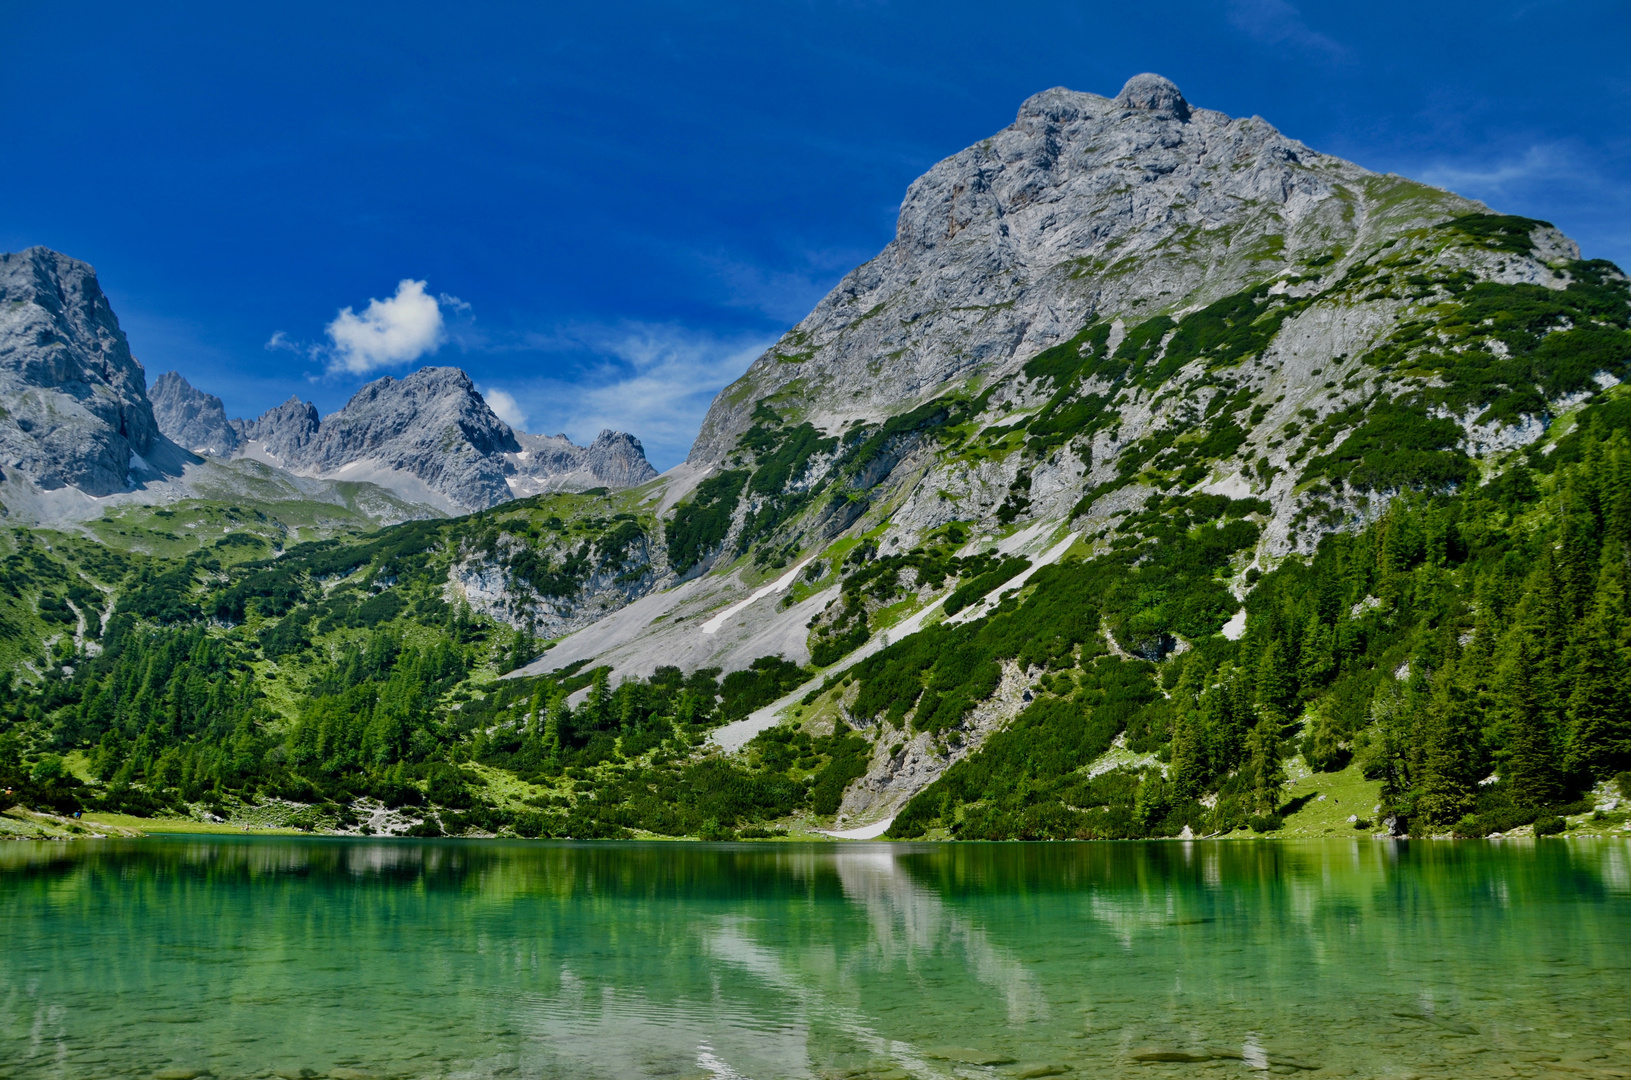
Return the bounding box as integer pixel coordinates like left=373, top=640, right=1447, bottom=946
left=1255, top=639, right=1294, bottom=720
left=1415, top=667, right=1477, bottom=831
left=1169, top=665, right=1209, bottom=799
left=543, top=689, right=568, bottom=766
left=1169, top=706, right=1208, bottom=800
left=1245, top=711, right=1285, bottom=815
left=585, top=668, right=612, bottom=731
left=1296, top=611, right=1335, bottom=701
left=1501, top=639, right=1564, bottom=809
left=1563, top=612, right=1630, bottom=782
left=1300, top=703, right=1345, bottom=773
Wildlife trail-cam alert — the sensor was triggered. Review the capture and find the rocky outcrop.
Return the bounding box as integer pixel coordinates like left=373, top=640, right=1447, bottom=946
left=0, top=248, right=166, bottom=495
left=150, top=371, right=241, bottom=457
left=688, top=74, right=1480, bottom=465
left=235, top=396, right=320, bottom=462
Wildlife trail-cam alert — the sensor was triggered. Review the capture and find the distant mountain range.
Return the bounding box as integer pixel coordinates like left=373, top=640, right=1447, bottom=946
left=0, top=249, right=654, bottom=518
left=151, top=366, right=655, bottom=513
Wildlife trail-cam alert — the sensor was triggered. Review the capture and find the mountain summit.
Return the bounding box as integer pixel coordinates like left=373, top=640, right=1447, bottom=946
left=0, top=248, right=171, bottom=495
left=690, top=74, right=1528, bottom=465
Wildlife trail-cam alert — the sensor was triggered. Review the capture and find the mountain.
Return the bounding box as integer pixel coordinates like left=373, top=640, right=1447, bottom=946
left=233, top=393, right=319, bottom=463
left=691, top=74, right=1523, bottom=465
left=232, top=367, right=523, bottom=512
left=3, top=76, right=1629, bottom=846
left=0, top=248, right=173, bottom=496
left=158, top=368, right=659, bottom=513
left=510, top=429, right=661, bottom=495
left=149, top=371, right=242, bottom=457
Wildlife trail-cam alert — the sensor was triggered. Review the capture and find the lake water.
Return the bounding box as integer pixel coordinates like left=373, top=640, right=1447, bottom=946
left=3, top=838, right=1629, bottom=1080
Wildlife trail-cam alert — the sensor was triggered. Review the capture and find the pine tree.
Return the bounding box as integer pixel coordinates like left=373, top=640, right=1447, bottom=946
left=543, top=689, right=568, bottom=766
left=1564, top=616, right=1629, bottom=781
left=1245, top=710, right=1285, bottom=815
left=585, top=668, right=612, bottom=731
left=1300, top=703, right=1346, bottom=773
left=1414, top=666, right=1477, bottom=831
left=1168, top=663, right=1209, bottom=799
left=1501, top=638, right=1564, bottom=809
left=1169, top=705, right=1208, bottom=800
left=1255, top=639, right=1294, bottom=720
left=1563, top=549, right=1630, bottom=784
left=1296, top=612, right=1335, bottom=701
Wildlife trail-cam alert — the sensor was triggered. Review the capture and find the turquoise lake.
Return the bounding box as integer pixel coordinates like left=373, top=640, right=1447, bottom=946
left=3, top=838, right=1629, bottom=1079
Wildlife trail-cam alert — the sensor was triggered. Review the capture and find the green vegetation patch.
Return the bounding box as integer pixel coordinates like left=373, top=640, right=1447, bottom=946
left=1300, top=403, right=1475, bottom=493
left=666, top=470, right=749, bottom=574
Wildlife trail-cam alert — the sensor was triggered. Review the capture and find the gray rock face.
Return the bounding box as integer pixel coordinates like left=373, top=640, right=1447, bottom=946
left=231, top=367, right=656, bottom=512
left=1115, top=72, right=1191, bottom=119
left=505, top=429, right=658, bottom=495
left=240, top=367, right=518, bottom=512
left=689, top=74, right=1479, bottom=464
left=150, top=371, right=241, bottom=456
left=0, top=248, right=164, bottom=495
left=235, top=396, right=320, bottom=462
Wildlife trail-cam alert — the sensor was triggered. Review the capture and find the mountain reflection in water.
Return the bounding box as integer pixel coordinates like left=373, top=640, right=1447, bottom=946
left=3, top=838, right=1629, bottom=1079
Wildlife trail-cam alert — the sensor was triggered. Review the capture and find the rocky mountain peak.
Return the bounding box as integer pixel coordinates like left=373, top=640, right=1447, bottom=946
left=1114, top=73, right=1190, bottom=120
left=237, top=396, right=321, bottom=463
left=150, top=371, right=241, bottom=457
left=689, top=78, right=1478, bottom=465
left=0, top=247, right=164, bottom=496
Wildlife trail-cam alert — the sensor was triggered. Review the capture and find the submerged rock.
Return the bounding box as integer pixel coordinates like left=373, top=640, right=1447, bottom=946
left=927, top=1046, right=1017, bottom=1066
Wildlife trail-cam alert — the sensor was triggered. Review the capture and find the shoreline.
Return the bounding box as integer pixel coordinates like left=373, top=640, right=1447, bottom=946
left=5, top=807, right=1628, bottom=844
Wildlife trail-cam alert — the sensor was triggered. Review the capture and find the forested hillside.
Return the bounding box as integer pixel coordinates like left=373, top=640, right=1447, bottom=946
left=4, top=309, right=1627, bottom=842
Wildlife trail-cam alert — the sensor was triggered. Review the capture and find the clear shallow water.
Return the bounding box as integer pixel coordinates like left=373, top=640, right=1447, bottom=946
left=3, top=839, right=1630, bottom=1080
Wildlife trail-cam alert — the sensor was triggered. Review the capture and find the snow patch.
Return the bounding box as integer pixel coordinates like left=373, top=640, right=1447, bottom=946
left=701, top=558, right=814, bottom=635
left=817, top=817, right=896, bottom=840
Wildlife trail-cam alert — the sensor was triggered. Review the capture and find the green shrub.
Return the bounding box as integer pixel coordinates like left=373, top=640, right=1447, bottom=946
left=810, top=725, right=871, bottom=815
left=405, top=815, right=444, bottom=837
left=665, top=470, right=749, bottom=573
left=697, top=817, right=737, bottom=841
left=942, top=556, right=1030, bottom=616
left=1533, top=815, right=1567, bottom=836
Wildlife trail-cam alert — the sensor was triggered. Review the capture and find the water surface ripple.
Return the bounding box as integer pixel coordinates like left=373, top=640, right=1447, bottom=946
left=3, top=838, right=1629, bottom=1079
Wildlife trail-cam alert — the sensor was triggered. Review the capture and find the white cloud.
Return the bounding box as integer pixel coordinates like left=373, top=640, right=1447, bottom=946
left=1227, top=0, right=1345, bottom=58
left=1419, top=145, right=1573, bottom=199
left=481, top=386, right=528, bottom=430
left=324, top=279, right=448, bottom=375
left=498, top=324, right=772, bottom=470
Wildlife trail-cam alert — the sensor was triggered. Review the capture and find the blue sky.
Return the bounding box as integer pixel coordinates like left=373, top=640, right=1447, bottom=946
left=1, top=1, right=1627, bottom=469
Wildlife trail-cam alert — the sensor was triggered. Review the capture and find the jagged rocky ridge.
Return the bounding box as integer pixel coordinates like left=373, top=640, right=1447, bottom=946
left=0, top=249, right=657, bottom=520
left=149, top=370, right=241, bottom=457
left=0, top=248, right=171, bottom=495
left=160, top=367, right=657, bottom=513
